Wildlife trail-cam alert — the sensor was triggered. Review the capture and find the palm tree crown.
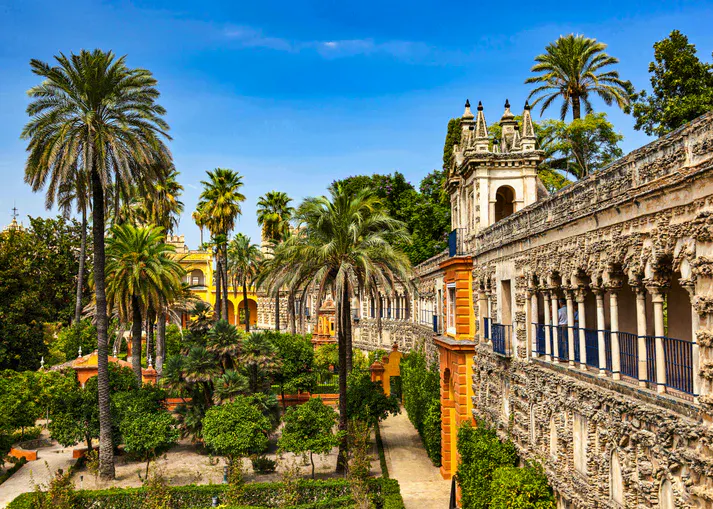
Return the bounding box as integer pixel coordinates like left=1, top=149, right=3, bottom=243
left=197, top=168, right=245, bottom=237
left=257, top=190, right=294, bottom=242
left=105, top=223, right=184, bottom=323
left=525, top=34, right=631, bottom=120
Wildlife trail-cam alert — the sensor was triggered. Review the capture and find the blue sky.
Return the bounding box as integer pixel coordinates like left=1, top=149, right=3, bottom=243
left=1, top=0, right=712, bottom=248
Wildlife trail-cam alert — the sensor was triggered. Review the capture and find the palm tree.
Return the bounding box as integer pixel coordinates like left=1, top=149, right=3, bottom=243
left=241, top=332, right=281, bottom=394
left=206, top=319, right=242, bottom=371
left=22, top=49, right=171, bottom=479
left=525, top=34, right=631, bottom=120
left=196, top=168, right=246, bottom=320
left=192, top=209, right=208, bottom=247
left=260, top=185, right=414, bottom=471
left=228, top=234, right=262, bottom=332
left=105, top=224, right=184, bottom=380
left=256, top=191, right=294, bottom=331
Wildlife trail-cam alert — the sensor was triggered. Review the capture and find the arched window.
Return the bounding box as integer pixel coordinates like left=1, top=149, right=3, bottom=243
left=610, top=450, right=624, bottom=506
left=494, top=186, right=516, bottom=222
left=189, top=269, right=205, bottom=287
left=659, top=479, right=675, bottom=509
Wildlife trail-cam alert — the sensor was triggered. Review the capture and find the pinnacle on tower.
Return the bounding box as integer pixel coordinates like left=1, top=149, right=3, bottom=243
left=462, top=99, right=474, bottom=119
left=511, top=123, right=522, bottom=151
left=473, top=101, right=489, bottom=152
left=501, top=98, right=514, bottom=120
left=521, top=100, right=537, bottom=150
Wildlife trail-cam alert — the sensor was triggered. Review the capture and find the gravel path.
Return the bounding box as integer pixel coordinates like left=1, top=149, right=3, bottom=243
left=380, top=409, right=451, bottom=508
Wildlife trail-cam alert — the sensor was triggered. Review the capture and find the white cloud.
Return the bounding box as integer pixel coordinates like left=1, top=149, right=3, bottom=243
left=222, top=26, right=430, bottom=60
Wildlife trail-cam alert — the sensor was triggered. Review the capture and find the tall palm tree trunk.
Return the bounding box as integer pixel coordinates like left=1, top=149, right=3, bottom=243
left=572, top=96, right=581, bottom=120
left=215, top=258, right=222, bottom=320
left=147, top=308, right=155, bottom=365
left=91, top=167, right=115, bottom=480
left=131, top=295, right=143, bottom=381
left=156, top=309, right=166, bottom=376
left=243, top=282, right=251, bottom=333
left=342, top=285, right=353, bottom=374
left=336, top=293, right=349, bottom=474
left=221, top=251, right=229, bottom=320
left=288, top=291, right=296, bottom=335
left=275, top=293, right=280, bottom=331
left=74, top=209, right=87, bottom=325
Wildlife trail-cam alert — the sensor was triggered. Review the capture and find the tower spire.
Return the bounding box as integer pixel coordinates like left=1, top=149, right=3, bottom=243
left=521, top=100, right=537, bottom=150
left=473, top=101, right=489, bottom=152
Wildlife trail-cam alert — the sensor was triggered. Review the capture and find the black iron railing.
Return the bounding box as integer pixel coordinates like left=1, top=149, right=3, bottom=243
left=618, top=332, right=638, bottom=379
left=663, top=336, right=694, bottom=395
left=448, top=228, right=466, bottom=257
left=534, top=323, right=546, bottom=356
left=492, top=323, right=512, bottom=356
left=532, top=324, right=695, bottom=398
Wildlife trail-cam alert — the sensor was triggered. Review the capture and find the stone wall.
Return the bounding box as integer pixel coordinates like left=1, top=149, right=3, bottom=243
left=353, top=318, right=438, bottom=364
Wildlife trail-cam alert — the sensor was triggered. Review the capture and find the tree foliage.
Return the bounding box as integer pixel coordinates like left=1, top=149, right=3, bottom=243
left=490, top=464, right=555, bottom=509
left=121, top=412, right=179, bottom=478
left=278, top=397, right=342, bottom=478
left=456, top=420, right=519, bottom=509
left=632, top=30, right=713, bottom=137
left=0, top=216, right=89, bottom=370
left=268, top=332, right=316, bottom=399
left=538, top=113, right=623, bottom=179
left=526, top=34, right=631, bottom=120
left=346, top=370, right=399, bottom=427
left=202, top=397, right=271, bottom=463
left=400, top=350, right=441, bottom=466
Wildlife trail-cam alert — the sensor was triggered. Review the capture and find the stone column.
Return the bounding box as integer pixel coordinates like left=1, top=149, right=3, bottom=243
left=576, top=288, right=587, bottom=370
left=543, top=291, right=551, bottom=362
left=634, top=285, right=648, bottom=388
left=594, top=287, right=607, bottom=376
left=608, top=283, right=622, bottom=381
left=530, top=289, right=539, bottom=359
left=551, top=291, right=560, bottom=361
left=566, top=290, right=575, bottom=366
left=684, top=283, right=700, bottom=402
left=649, top=285, right=667, bottom=394
left=478, top=288, right=488, bottom=344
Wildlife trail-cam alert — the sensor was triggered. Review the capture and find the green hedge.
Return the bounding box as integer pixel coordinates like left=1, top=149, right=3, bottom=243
left=9, top=478, right=405, bottom=509
left=400, top=350, right=441, bottom=466
left=456, top=420, right=554, bottom=509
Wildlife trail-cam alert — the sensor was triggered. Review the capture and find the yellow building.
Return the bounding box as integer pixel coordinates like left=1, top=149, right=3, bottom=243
left=167, top=235, right=259, bottom=328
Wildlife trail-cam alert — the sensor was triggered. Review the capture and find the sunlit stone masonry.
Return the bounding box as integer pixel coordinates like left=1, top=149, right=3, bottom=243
left=255, top=101, right=713, bottom=507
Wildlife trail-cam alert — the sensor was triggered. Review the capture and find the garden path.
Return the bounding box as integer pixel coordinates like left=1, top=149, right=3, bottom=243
left=380, top=409, right=451, bottom=508
left=0, top=441, right=77, bottom=508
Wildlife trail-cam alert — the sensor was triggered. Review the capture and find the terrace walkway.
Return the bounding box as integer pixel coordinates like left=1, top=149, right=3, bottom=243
left=0, top=440, right=76, bottom=508
left=380, top=408, right=450, bottom=508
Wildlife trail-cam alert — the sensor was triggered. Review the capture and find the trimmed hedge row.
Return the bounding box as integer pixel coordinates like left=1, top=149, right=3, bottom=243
left=400, top=350, right=441, bottom=466
left=9, top=478, right=405, bottom=509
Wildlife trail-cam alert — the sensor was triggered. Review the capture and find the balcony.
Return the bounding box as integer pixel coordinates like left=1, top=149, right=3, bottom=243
left=448, top=228, right=466, bottom=257
left=484, top=318, right=512, bottom=357
left=532, top=323, right=696, bottom=399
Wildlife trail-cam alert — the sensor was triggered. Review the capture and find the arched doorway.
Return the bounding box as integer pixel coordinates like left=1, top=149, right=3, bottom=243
left=227, top=300, right=236, bottom=326
left=494, top=186, right=516, bottom=222
left=238, top=299, right=258, bottom=329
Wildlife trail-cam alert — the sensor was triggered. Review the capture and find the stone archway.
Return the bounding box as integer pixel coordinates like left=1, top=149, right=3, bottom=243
left=494, top=185, right=516, bottom=222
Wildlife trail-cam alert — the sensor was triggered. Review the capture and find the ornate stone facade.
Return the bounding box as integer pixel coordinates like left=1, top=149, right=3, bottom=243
left=343, top=104, right=713, bottom=507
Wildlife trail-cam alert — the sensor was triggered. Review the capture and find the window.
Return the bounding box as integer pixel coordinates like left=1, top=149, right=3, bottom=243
left=573, top=413, right=588, bottom=475
left=447, top=284, right=456, bottom=332
left=494, top=186, right=516, bottom=222
left=610, top=450, right=624, bottom=506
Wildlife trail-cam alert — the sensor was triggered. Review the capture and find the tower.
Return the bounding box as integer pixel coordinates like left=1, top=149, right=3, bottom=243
left=446, top=99, right=546, bottom=235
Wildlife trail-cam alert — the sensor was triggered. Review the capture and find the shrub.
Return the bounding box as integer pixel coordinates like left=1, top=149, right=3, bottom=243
left=121, top=411, right=179, bottom=478
left=278, top=398, right=341, bottom=478
left=8, top=478, right=405, bottom=509
left=250, top=455, right=277, bottom=474
left=202, top=397, right=271, bottom=464
left=400, top=350, right=441, bottom=466
left=489, top=464, right=555, bottom=509
left=345, top=371, right=399, bottom=427
left=456, top=420, right=518, bottom=509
